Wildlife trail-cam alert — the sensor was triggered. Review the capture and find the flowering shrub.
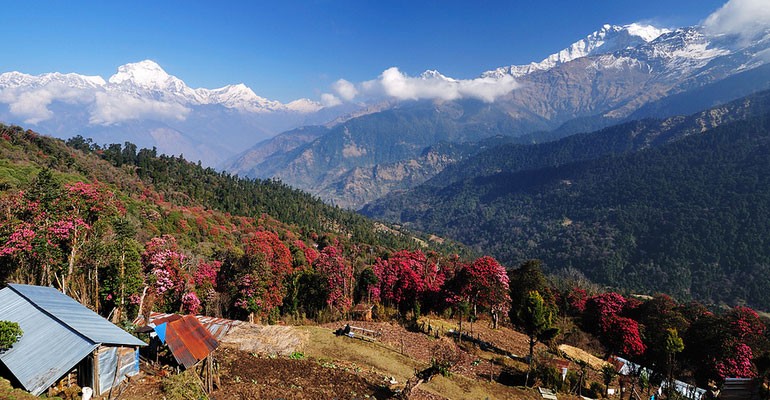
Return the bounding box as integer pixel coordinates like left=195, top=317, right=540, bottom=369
left=0, top=223, right=36, bottom=256
left=181, top=292, right=201, bottom=315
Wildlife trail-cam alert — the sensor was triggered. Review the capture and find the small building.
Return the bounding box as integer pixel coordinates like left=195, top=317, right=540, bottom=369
left=136, top=311, right=243, bottom=341
left=718, top=378, right=759, bottom=400
left=350, top=303, right=374, bottom=321
left=144, top=314, right=219, bottom=369
left=0, top=284, right=146, bottom=396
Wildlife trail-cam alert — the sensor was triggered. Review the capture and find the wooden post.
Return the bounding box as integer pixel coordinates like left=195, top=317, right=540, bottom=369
left=92, top=349, right=100, bottom=396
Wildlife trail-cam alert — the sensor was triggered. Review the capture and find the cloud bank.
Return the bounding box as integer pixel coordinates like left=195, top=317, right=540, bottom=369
left=0, top=82, right=190, bottom=126
left=89, top=91, right=190, bottom=125
left=324, top=67, right=518, bottom=105
left=704, top=0, right=770, bottom=41
left=0, top=83, right=92, bottom=124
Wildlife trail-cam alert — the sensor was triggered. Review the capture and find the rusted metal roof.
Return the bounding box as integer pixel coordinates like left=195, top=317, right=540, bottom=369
left=163, top=315, right=218, bottom=369
left=137, top=312, right=243, bottom=341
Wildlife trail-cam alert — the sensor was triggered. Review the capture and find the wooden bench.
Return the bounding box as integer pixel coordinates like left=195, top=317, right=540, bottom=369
left=346, top=325, right=382, bottom=342
left=538, top=387, right=558, bottom=400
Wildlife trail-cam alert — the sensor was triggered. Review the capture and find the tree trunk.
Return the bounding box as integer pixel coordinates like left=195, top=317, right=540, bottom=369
left=526, top=336, right=535, bottom=386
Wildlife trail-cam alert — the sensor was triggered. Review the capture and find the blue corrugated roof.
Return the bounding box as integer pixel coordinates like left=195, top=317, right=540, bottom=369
left=8, top=284, right=145, bottom=347
left=0, top=287, right=98, bottom=396
left=0, top=284, right=146, bottom=396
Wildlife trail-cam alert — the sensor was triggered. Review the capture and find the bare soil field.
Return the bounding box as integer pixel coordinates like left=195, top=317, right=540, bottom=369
left=118, top=316, right=597, bottom=400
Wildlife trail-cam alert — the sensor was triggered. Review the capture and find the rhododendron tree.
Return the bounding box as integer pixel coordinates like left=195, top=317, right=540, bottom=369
left=313, top=245, right=353, bottom=313
left=584, top=292, right=627, bottom=333
left=456, top=256, right=510, bottom=328
left=141, top=235, right=187, bottom=311
left=603, top=315, right=646, bottom=357
left=714, top=341, right=756, bottom=379
left=292, top=239, right=319, bottom=266
left=373, top=250, right=444, bottom=314
left=181, top=292, right=202, bottom=315
left=0, top=173, right=121, bottom=301
left=233, top=231, right=293, bottom=322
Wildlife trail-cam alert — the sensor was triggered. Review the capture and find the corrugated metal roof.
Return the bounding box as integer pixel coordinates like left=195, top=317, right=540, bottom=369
left=9, top=284, right=145, bottom=347
left=0, top=287, right=98, bottom=396
left=164, top=315, right=219, bottom=369
left=139, top=312, right=243, bottom=340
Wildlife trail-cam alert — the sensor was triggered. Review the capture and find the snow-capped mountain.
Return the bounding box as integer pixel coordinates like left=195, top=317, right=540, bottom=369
left=0, top=60, right=316, bottom=113
left=228, top=22, right=770, bottom=209
left=485, top=23, right=671, bottom=78
left=0, top=60, right=355, bottom=165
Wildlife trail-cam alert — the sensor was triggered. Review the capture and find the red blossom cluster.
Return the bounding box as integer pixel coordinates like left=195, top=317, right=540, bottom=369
left=313, top=246, right=353, bottom=313
left=373, top=250, right=445, bottom=312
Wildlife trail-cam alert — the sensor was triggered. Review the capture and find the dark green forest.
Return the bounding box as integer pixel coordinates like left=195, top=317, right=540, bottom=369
left=364, top=92, right=770, bottom=309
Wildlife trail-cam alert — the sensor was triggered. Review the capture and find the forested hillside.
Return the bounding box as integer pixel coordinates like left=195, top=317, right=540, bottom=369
left=0, top=125, right=467, bottom=324
left=363, top=92, right=770, bottom=309
left=4, top=124, right=770, bottom=392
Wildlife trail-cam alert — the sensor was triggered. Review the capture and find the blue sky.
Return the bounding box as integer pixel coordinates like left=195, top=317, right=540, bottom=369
left=0, top=1, right=729, bottom=102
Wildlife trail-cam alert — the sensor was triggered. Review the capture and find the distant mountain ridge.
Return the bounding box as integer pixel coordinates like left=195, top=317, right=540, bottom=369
left=229, top=23, right=770, bottom=208
left=0, top=60, right=358, bottom=166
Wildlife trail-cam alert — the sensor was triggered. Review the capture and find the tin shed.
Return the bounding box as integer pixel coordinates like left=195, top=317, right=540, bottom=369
left=150, top=314, right=219, bottom=369
left=0, top=284, right=146, bottom=396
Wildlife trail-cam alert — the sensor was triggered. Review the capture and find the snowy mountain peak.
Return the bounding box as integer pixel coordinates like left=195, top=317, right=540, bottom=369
left=485, top=23, right=670, bottom=78
left=420, top=70, right=454, bottom=81
left=109, top=60, right=171, bottom=85
left=0, top=71, right=106, bottom=89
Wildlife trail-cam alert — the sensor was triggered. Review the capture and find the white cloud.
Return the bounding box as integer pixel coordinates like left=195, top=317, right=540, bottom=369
left=704, top=0, right=770, bottom=41
left=335, top=67, right=518, bottom=104
left=0, top=83, right=92, bottom=124
left=320, top=93, right=342, bottom=107
left=332, top=79, right=358, bottom=101
left=89, top=91, right=190, bottom=125
left=0, top=81, right=191, bottom=126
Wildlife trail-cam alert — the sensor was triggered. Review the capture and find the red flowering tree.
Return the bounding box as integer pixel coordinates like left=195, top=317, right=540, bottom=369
left=584, top=292, right=627, bottom=332
left=181, top=292, right=201, bottom=315
left=234, top=230, right=293, bottom=322
left=313, top=245, right=353, bottom=314
left=714, top=342, right=756, bottom=379
left=582, top=292, right=647, bottom=357
left=703, top=306, right=766, bottom=380
left=373, top=250, right=444, bottom=314
left=141, top=235, right=187, bottom=311
left=604, top=315, right=646, bottom=357
left=567, top=287, right=588, bottom=314
left=192, top=259, right=221, bottom=314
left=457, top=256, right=511, bottom=328
left=0, top=174, right=120, bottom=299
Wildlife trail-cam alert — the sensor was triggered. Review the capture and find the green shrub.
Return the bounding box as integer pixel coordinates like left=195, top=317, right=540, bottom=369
left=0, top=321, right=23, bottom=350
left=588, top=381, right=605, bottom=399
left=161, top=370, right=206, bottom=400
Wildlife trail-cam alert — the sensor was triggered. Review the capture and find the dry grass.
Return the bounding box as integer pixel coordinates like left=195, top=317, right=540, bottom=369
left=303, top=324, right=546, bottom=400
left=558, top=344, right=610, bottom=370
left=219, top=323, right=309, bottom=356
